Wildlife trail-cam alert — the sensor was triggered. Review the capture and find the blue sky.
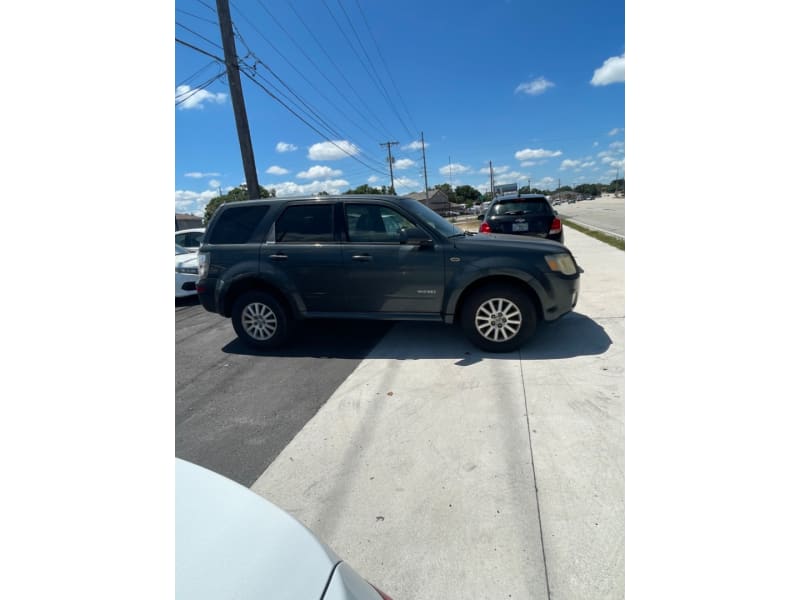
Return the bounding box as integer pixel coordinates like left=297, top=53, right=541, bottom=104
left=175, top=0, right=624, bottom=216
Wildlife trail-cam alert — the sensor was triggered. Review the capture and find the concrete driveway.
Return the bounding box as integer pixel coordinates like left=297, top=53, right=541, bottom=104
left=249, top=226, right=625, bottom=599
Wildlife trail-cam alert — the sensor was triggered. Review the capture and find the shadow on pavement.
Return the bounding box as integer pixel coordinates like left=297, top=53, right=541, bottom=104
left=175, top=295, right=201, bottom=307
left=221, top=312, right=612, bottom=362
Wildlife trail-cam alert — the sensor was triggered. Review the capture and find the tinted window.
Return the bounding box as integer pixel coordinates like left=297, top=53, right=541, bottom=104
left=490, top=199, right=551, bottom=216
left=208, top=205, right=270, bottom=244
left=275, top=204, right=335, bottom=243
left=346, top=204, right=415, bottom=243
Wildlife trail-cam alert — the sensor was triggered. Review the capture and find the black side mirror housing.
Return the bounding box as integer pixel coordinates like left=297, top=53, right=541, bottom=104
left=399, top=227, right=434, bottom=247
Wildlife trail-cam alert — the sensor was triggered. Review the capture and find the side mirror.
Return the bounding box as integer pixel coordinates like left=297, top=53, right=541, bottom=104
left=399, top=227, right=434, bottom=247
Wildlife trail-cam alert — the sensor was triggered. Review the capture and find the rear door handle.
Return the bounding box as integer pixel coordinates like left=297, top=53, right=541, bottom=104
left=351, top=254, right=373, bottom=262
left=269, top=253, right=288, bottom=261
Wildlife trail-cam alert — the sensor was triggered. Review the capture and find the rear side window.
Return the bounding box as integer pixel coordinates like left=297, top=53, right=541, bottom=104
left=490, top=199, right=551, bottom=216
left=275, top=204, right=335, bottom=243
left=208, top=204, right=271, bottom=244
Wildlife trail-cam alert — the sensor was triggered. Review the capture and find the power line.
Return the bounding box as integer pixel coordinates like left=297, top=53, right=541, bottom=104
left=175, top=37, right=225, bottom=63
left=248, top=0, right=395, bottom=141
left=240, top=68, right=389, bottom=177
left=176, top=70, right=227, bottom=107
left=321, top=0, right=412, bottom=139
left=176, top=7, right=218, bottom=26
left=230, top=1, right=393, bottom=145
left=232, top=25, right=386, bottom=169
left=176, top=21, right=223, bottom=50
left=332, top=0, right=415, bottom=139
left=354, top=0, right=418, bottom=134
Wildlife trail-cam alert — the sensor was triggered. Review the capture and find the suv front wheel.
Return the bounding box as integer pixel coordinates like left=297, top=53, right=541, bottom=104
left=460, top=284, right=536, bottom=352
left=232, top=291, right=291, bottom=349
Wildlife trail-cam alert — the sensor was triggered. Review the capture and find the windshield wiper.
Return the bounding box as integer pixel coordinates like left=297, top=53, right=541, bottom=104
left=502, top=210, right=525, bottom=215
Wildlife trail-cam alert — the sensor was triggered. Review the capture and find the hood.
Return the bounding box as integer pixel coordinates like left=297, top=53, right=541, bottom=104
left=175, top=253, right=198, bottom=269
left=176, top=459, right=340, bottom=600
left=454, top=232, right=568, bottom=253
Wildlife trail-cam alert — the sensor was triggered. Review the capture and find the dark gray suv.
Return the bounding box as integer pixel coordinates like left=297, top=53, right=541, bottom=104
left=196, top=195, right=581, bottom=353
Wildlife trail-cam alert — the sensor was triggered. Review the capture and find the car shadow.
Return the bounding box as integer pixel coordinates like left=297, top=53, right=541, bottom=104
left=175, top=295, right=201, bottom=307
left=220, top=312, right=613, bottom=362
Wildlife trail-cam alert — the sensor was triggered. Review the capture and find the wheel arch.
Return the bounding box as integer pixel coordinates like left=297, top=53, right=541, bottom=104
left=452, top=275, right=543, bottom=324
left=221, top=277, right=298, bottom=319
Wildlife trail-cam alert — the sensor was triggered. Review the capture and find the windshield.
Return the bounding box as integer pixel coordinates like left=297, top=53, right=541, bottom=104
left=490, top=199, right=551, bottom=216
left=175, top=244, right=191, bottom=255
left=396, top=197, right=463, bottom=237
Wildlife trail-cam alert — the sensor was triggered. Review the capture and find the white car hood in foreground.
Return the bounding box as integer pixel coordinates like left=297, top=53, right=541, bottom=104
left=176, top=459, right=341, bottom=600
left=175, top=253, right=198, bottom=269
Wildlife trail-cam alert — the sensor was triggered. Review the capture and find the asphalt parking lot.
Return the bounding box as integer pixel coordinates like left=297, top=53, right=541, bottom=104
left=176, top=220, right=625, bottom=599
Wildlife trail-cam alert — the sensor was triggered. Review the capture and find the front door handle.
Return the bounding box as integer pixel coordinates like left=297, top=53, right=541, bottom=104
left=351, top=254, right=373, bottom=262
left=269, top=253, right=288, bottom=261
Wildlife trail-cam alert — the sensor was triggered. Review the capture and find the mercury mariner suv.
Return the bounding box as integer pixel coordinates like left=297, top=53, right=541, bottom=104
left=196, top=195, right=581, bottom=353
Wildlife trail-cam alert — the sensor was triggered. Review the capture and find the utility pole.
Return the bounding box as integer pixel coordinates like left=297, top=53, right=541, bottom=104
left=448, top=156, right=453, bottom=188
left=489, top=161, right=495, bottom=199
left=380, top=141, right=398, bottom=193
left=216, top=0, right=260, bottom=199
left=421, top=131, right=429, bottom=200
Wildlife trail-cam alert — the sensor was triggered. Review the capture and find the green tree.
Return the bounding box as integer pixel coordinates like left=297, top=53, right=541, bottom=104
left=345, top=184, right=384, bottom=194
left=454, top=185, right=481, bottom=205
left=203, top=185, right=275, bottom=225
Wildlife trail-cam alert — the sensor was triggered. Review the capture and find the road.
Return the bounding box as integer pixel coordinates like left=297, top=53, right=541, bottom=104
left=553, top=195, right=625, bottom=238
left=175, top=300, right=392, bottom=486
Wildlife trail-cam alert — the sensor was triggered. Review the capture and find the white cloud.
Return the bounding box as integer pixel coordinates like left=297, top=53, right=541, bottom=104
left=184, top=171, right=221, bottom=178
left=539, top=177, right=556, bottom=187
left=393, top=176, right=419, bottom=191
left=176, top=85, right=227, bottom=110
left=266, top=165, right=289, bottom=175
left=519, top=161, right=540, bottom=168
left=580, top=161, right=596, bottom=168
left=515, top=148, right=562, bottom=161
left=591, top=55, right=625, bottom=86
left=308, top=140, right=360, bottom=160
left=438, top=163, right=470, bottom=176
left=479, top=165, right=510, bottom=175
left=560, top=159, right=581, bottom=170
left=297, top=165, right=344, bottom=179
left=403, top=140, right=427, bottom=151
left=367, top=175, right=381, bottom=184
left=515, top=76, right=555, bottom=96
left=175, top=188, right=221, bottom=216
left=276, top=142, right=298, bottom=153
left=609, top=128, right=625, bottom=136
left=267, top=178, right=351, bottom=196
left=609, top=141, right=625, bottom=150
left=393, top=158, right=415, bottom=170
left=209, top=179, right=220, bottom=189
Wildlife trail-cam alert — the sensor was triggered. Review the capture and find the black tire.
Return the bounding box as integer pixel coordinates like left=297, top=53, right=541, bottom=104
left=460, top=284, right=536, bottom=352
left=231, top=291, right=292, bottom=349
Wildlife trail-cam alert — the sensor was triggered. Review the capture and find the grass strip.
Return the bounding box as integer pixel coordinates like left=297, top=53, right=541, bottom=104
left=562, top=219, right=625, bottom=251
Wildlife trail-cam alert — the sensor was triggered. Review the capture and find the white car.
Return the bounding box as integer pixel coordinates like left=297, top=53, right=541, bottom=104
left=175, top=228, right=205, bottom=251
left=175, top=244, right=199, bottom=297
left=176, top=459, right=392, bottom=600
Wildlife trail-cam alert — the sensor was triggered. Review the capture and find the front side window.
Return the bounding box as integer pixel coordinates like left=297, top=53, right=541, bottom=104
left=275, top=204, right=335, bottom=243
left=345, top=204, right=415, bottom=243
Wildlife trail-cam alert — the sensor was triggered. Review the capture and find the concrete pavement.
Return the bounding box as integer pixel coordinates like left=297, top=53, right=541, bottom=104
left=250, top=227, right=624, bottom=599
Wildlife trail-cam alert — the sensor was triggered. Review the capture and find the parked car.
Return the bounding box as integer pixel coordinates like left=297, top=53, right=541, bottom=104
left=176, top=458, right=392, bottom=600
left=196, top=194, right=581, bottom=353
left=175, top=244, right=199, bottom=297
left=175, top=227, right=206, bottom=251
left=478, top=193, right=564, bottom=243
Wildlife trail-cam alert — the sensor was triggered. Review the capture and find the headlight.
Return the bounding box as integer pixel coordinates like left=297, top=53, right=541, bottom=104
left=545, top=253, right=577, bottom=275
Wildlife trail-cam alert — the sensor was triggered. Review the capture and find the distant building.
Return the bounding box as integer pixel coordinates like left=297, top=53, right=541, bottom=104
left=175, top=213, right=203, bottom=231
left=406, top=189, right=450, bottom=215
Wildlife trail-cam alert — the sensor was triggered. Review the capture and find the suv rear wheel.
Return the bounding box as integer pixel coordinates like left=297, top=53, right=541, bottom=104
left=232, top=291, right=291, bottom=349
left=460, top=284, right=536, bottom=352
